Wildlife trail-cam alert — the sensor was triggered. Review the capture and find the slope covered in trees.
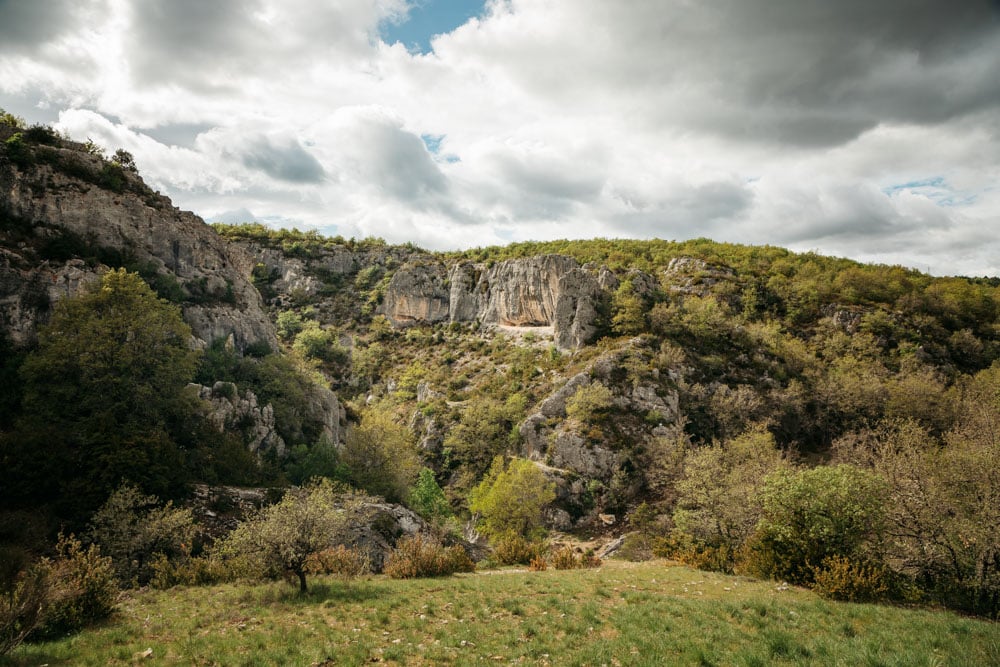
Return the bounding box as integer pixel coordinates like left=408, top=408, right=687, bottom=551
left=2, top=113, right=999, bottom=625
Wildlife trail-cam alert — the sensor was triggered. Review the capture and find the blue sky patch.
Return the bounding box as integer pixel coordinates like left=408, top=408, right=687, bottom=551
left=381, top=1, right=487, bottom=54
left=421, top=133, right=444, bottom=153
left=883, top=177, right=977, bottom=207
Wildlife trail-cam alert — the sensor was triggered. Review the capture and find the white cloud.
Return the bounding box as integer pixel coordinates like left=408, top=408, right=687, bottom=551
left=2, top=0, right=1000, bottom=275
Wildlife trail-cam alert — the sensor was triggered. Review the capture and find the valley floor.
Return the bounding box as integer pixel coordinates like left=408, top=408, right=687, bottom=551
left=4, top=560, right=998, bottom=666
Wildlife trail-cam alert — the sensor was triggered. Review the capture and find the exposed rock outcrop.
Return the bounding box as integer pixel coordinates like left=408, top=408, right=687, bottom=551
left=0, top=149, right=276, bottom=351
left=518, top=340, right=682, bottom=525
left=380, top=262, right=450, bottom=325
left=380, top=255, right=607, bottom=350
left=196, top=382, right=287, bottom=457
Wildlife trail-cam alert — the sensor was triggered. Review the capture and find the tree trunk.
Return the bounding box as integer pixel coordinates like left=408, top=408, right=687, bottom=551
left=297, top=569, right=308, bottom=592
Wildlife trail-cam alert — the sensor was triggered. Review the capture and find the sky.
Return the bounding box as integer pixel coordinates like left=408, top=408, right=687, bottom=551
left=1, top=0, right=999, bottom=277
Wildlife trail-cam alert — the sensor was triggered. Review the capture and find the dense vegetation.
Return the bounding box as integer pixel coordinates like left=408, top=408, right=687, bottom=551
left=205, top=220, right=1000, bottom=617
left=2, top=111, right=999, bottom=657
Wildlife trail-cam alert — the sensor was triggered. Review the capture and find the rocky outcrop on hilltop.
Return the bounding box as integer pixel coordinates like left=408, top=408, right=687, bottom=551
left=378, top=255, right=609, bottom=350
left=0, top=142, right=276, bottom=351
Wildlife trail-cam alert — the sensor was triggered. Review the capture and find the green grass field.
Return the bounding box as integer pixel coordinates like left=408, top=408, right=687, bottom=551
left=4, top=560, right=998, bottom=666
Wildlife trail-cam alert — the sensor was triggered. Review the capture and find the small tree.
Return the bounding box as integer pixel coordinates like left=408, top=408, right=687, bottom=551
left=341, top=404, right=420, bottom=503
left=218, top=480, right=367, bottom=592
left=87, top=485, right=195, bottom=587
left=469, top=457, right=555, bottom=539
left=407, top=468, right=452, bottom=522
left=748, top=464, right=887, bottom=585
left=672, top=425, right=788, bottom=550
left=565, top=382, right=615, bottom=422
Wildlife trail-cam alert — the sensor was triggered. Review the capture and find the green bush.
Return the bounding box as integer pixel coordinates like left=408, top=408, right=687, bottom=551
left=305, top=546, right=371, bottom=579
left=492, top=531, right=545, bottom=566
left=745, top=465, right=887, bottom=585
left=148, top=554, right=229, bottom=590
left=407, top=468, right=452, bottom=522
left=0, top=566, right=48, bottom=656
left=87, top=485, right=196, bottom=587
left=550, top=546, right=601, bottom=570
left=652, top=534, right=737, bottom=573
left=35, top=535, right=117, bottom=638
left=4, top=133, right=32, bottom=167
left=383, top=535, right=475, bottom=579
left=810, top=555, right=894, bottom=603
left=469, top=457, right=555, bottom=539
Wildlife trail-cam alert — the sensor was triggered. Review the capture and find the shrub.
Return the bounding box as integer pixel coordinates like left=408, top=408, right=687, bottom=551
left=305, top=546, right=371, bottom=579
left=384, top=535, right=475, bottom=579
left=492, top=531, right=545, bottom=566
left=529, top=555, right=547, bottom=571
left=407, top=468, right=452, bottom=522
left=341, top=404, right=421, bottom=503
left=35, top=535, right=117, bottom=638
left=745, top=465, right=887, bottom=585
left=469, top=457, right=555, bottom=539
left=216, top=480, right=369, bottom=592
left=4, top=133, right=32, bottom=167
left=652, top=534, right=736, bottom=573
left=565, top=382, right=615, bottom=422
left=87, top=485, right=195, bottom=587
left=810, top=555, right=893, bottom=603
left=0, top=566, right=48, bottom=656
left=550, top=546, right=602, bottom=570
left=616, top=533, right=655, bottom=562
left=148, top=555, right=230, bottom=590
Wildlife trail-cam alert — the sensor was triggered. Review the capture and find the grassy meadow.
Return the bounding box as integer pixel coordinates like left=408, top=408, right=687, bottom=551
left=3, top=560, right=998, bottom=666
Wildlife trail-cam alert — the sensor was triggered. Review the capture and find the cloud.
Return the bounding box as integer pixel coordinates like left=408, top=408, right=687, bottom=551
left=3, top=0, right=1000, bottom=276
left=238, top=136, right=326, bottom=184
left=0, top=0, right=95, bottom=53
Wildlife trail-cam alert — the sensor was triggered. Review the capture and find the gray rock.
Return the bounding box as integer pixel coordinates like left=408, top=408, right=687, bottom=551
left=380, top=261, right=450, bottom=326
left=1, top=153, right=277, bottom=351
left=196, top=382, right=287, bottom=456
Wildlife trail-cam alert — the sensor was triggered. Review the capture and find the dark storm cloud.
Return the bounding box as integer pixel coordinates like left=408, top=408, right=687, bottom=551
left=127, top=0, right=265, bottom=87
left=240, top=137, right=326, bottom=184
left=531, top=0, right=1000, bottom=146
left=0, top=0, right=102, bottom=55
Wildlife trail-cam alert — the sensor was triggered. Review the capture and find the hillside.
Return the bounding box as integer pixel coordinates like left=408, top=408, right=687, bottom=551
left=2, top=117, right=1000, bottom=629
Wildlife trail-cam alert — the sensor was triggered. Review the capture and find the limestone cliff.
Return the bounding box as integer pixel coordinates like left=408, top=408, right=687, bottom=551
left=378, top=255, right=608, bottom=350
left=0, top=140, right=276, bottom=351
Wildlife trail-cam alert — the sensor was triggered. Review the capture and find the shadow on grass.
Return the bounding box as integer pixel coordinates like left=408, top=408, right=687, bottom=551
left=239, top=579, right=384, bottom=607
left=0, top=651, right=67, bottom=667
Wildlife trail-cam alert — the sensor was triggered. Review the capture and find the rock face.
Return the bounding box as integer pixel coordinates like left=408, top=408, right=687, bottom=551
left=0, top=255, right=102, bottom=346
left=0, top=149, right=276, bottom=351
left=197, top=382, right=287, bottom=457
left=380, top=262, right=450, bottom=325
left=380, top=255, right=606, bottom=349
left=518, top=340, right=682, bottom=526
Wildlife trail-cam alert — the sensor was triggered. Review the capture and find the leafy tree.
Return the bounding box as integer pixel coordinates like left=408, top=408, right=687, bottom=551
left=407, top=468, right=452, bottom=521
left=610, top=279, right=647, bottom=335
left=671, top=425, right=789, bottom=551
left=443, top=394, right=527, bottom=476
left=2, top=269, right=198, bottom=517
left=292, top=320, right=346, bottom=364
left=341, top=403, right=421, bottom=503
left=748, top=464, right=887, bottom=585
left=283, top=438, right=347, bottom=485
left=469, top=457, right=555, bottom=539
left=275, top=310, right=305, bottom=341
left=87, top=485, right=195, bottom=587
left=111, top=148, right=137, bottom=173
left=217, top=480, right=369, bottom=592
